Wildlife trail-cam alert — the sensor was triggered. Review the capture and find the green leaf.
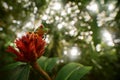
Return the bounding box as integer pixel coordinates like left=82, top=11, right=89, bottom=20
left=10, top=64, right=30, bottom=80
left=37, top=56, right=48, bottom=70
left=44, top=57, right=58, bottom=72
left=55, top=62, right=92, bottom=80
left=37, top=56, right=58, bottom=72
left=68, top=66, right=92, bottom=80
left=0, top=62, right=23, bottom=71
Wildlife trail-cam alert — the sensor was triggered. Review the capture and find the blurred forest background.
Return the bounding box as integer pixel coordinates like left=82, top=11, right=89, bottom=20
left=0, top=0, right=120, bottom=80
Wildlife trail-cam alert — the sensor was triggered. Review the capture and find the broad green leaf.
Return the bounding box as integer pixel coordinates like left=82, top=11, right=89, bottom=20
left=0, top=62, right=23, bottom=71
left=9, top=64, right=30, bottom=80
left=37, top=56, right=48, bottom=70
left=44, top=57, right=58, bottom=72
left=68, top=66, right=92, bottom=80
left=55, top=62, right=92, bottom=80
left=37, top=56, right=58, bottom=72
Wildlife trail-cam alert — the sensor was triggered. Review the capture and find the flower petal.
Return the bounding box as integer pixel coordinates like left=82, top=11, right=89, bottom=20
left=6, top=46, right=22, bottom=57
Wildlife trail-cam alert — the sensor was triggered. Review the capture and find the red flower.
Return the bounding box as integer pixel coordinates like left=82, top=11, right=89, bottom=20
left=7, top=32, right=46, bottom=63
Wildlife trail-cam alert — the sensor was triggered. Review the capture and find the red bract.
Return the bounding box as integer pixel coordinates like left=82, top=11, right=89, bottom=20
left=7, top=32, right=46, bottom=63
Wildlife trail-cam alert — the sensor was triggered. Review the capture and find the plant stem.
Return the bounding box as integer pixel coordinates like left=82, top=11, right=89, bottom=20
left=30, top=61, right=52, bottom=80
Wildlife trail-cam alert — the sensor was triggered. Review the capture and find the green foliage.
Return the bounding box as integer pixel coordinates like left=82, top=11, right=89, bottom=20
left=37, top=56, right=58, bottom=72
left=0, top=57, right=91, bottom=80
left=55, top=63, right=92, bottom=80
left=10, top=64, right=30, bottom=80
left=0, top=62, right=23, bottom=71
left=0, top=63, right=30, bottom=80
